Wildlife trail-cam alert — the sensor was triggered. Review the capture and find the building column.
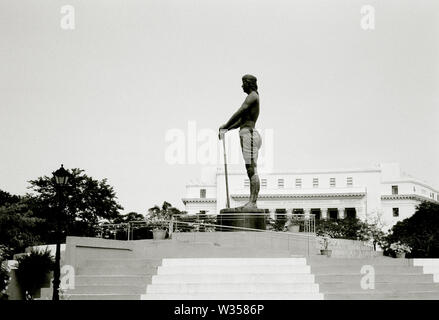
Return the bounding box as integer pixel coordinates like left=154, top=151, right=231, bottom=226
left=321, top=208, right=328, bottom=220
left=338, top=207, right=345, bottom=219
left=304, top=208, right=311, bottom=219
left=356, top=206, right=364, bottom=220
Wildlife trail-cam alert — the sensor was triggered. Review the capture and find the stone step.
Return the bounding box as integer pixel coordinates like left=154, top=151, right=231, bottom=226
left=328, top=251, right=383, bottom=258
left=146, top=283, right=319, bottom=294
left=68, top=285, right=146, bottom=295
left=413, top=259, right=439, bottom=266
left=324, top=291, right=439, bottom=300
left=161, top=258, right=307, bottom=267
left=138, top=247, right=295, bottom=258
left=84, top=259, right=162, bottom=268
left=152, top=273, right=316, bottom=284
left=76, top=275, right=152, bottom=286
left=319, top=282, right=439, bottom=292
left=77, top=265, right=157, bottom=275
left=311, top=265, right=424, bottom=275
left=423, top=266, right=439, bottom=273
left=307, top=257, right=412, bottom=266
left=141, top=292, right=324, bottom=300
left=157, top=265, right=311, bottom=275
left=67, top=294, right=141, bottom=300
left=315, top=274, right=435, bottom=283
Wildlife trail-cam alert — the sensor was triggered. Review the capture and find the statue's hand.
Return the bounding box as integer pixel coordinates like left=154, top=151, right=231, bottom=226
left=218, top=125, right=227, bottom=140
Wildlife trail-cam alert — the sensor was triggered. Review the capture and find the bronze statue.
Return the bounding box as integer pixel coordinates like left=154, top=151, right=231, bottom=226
left=219, top=74, right=262, bottom=209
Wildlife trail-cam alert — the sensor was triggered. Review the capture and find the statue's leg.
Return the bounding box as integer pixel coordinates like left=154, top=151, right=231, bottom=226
left=250, top=166, right=260, bottom=204
left=239, top=164, right=258, bottom=208
left=235, top=128, right=261, bottom=210
left=248, top=128, right=261, bottom=206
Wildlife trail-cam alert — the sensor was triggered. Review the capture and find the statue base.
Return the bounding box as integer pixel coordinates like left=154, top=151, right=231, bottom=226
left=217, top=208, right=266, bottom=231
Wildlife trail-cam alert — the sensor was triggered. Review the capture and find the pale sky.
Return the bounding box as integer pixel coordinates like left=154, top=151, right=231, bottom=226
left=1, top=0, right=438, bottom=214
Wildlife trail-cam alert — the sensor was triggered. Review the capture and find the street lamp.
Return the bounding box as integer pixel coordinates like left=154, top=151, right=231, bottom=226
left=52, top=164, right=70, bottom=301
left=53, top=164, right=70, bottom=186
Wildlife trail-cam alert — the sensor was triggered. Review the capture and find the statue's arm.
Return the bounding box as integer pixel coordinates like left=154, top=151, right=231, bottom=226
left=219, top=118, right=241, bottom=139
left=223, top=94, right=256, bottom=129
left=227, top=118, right=242, bottom=130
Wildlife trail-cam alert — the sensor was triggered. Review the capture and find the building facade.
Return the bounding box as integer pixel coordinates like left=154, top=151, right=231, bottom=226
left=182, top=163, right=439, bottom=228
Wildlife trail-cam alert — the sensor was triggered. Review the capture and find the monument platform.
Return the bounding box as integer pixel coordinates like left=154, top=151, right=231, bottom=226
left=217, top=208, right=267, bottom=231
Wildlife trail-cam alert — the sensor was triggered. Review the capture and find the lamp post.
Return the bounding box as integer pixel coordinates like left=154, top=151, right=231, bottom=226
left=52, top=164, right=70, bottom=301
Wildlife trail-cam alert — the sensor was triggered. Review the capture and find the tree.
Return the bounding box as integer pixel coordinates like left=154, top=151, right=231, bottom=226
left=384, top=201, right=439, bottom=258
left=147, top=201, right=181, bottom=221
left=364, top=210, right=387, bottom=251
left=0, top=200, right=44, bottom=256
left=27, top=168, right=124, bottom=239
left=0, top=189, right=20, bottom=207
left=112, top=212, right=144, bottom=224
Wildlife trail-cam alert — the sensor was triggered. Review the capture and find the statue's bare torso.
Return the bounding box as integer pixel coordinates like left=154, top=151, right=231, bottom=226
left=239, top=91, right=259, bottom=130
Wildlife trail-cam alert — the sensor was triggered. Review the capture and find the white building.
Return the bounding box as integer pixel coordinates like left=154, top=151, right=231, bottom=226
left=182, top=163, right=439, bottom=228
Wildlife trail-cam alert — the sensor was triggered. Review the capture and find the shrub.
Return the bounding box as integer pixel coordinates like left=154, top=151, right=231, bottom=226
left=316, top=218, right=371, bottom=240
left=0, top=245, right=10, bottom=300
left=15, top=249, right=54, bottom=300
left=384, top=201, right=439, bottom=258
left=266, top=217, right=285, bottom=231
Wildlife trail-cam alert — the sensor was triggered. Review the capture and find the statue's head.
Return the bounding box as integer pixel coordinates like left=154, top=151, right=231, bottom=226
left=242, top=74, right=258, bottom=94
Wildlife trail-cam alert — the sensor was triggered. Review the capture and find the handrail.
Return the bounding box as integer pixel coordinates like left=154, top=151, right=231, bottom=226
left=96, top=214, right=316, bottom=255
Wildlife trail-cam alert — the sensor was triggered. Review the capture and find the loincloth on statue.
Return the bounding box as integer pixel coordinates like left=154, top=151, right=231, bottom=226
left=239, top=127, right=262, bottom=166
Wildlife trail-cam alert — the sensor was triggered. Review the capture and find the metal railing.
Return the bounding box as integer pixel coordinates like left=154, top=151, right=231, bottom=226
left=96, top=213, right=316, bottom=255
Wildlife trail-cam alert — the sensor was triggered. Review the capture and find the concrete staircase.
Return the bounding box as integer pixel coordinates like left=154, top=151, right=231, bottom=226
left=141, top=258, right=323, bottom=300
left=62, top=258, right=161, bottom=300
left=413, top=259, right=439, bottom=282
left=324, top=238, right=382, bottom=258
left=308, top=256, right=439, bottom=300
left=35, top=236, right=439, bottom=300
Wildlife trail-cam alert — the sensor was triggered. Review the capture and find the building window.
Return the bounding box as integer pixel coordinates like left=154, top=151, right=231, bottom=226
left=347, top=177, right=353, bottom=187
left=346, top=208, right=357, bottom=219
left=200, top=189, right=206, bottom=198
left=295, top=178, right=302, bottom=188
left=330, top=178, right=336, bottom=187
left=328, top=209, right=338, bottom=220
left=392, top=185, right=398, bottom=195
left=313, top=178, right=319, bottom=188
left=393, top=208, right=399, bottom=217
left=413, top=186, right=416, bottom=192
left=244, top=179, right=250, bottom=188
left=275, top=209, right=287, bottom=222
left=261, top=179, right=267, bottom=188
left=278, top=178, right=284, bottom=188
left=311, top=208, right=321, bottom=220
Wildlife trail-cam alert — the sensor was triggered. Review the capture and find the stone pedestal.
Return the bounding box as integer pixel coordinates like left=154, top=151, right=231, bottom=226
left=217, top=208, right=266, bottom=231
